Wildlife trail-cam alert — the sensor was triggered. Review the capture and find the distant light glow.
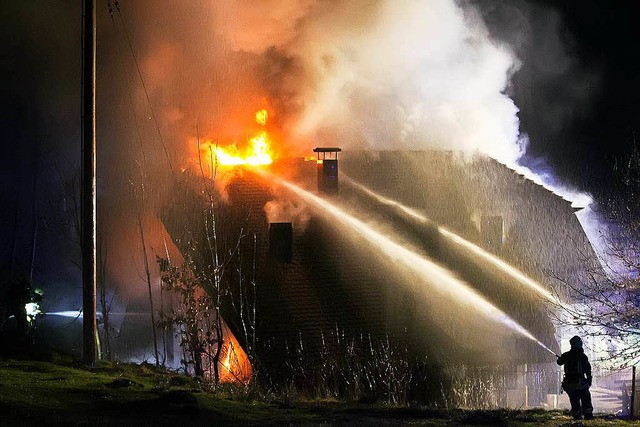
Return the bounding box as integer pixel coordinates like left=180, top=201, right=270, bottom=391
left=25, top=303, right=41, bottom=322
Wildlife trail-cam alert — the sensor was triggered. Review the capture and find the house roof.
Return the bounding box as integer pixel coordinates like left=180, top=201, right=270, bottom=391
left=162, top=150, right=605, bottom=372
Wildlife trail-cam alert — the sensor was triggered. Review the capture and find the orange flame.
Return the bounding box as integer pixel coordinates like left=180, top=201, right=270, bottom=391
left=215, top=131, right=273, bottom=166
left=212, top=109, right=274, bottom=167
left=255, top=109, right=268, bottom=126
left=218, top=338, right=252, bottom=384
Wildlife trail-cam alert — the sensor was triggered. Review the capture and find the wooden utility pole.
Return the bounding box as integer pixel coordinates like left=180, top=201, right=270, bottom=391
left=82, top=0, right=97, bottom=367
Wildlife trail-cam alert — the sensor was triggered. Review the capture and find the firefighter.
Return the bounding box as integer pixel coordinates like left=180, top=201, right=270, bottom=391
left=557, top=335, right=593, bottom=420
left=7, top=278, right=31, bottom=338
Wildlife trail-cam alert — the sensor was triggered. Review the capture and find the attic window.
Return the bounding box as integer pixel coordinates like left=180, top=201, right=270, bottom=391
left=481, top=215, right=504, bottom=251
left=269, top=223, right=293, bottom=263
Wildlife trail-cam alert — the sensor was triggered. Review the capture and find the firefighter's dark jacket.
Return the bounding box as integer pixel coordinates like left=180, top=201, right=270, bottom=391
left=557, top=347, right=592, bottom=387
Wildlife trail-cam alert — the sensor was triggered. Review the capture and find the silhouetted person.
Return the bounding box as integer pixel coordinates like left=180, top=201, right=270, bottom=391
left=7, top=278, right=31, bottom=339
left=557, top=335, right=593, bottom=420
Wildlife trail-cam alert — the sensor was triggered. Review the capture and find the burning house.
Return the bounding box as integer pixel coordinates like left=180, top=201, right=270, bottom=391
left=161, top=132, right=603, bottom=405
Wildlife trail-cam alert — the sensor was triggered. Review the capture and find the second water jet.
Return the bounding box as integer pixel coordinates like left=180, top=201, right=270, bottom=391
left=264, top=171, right=557, bottom=358
left=341, top=174, right=563, bottom=306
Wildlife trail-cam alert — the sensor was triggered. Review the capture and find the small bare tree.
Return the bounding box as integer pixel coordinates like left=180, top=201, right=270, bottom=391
left=228, top=232, right=259, bottom=372
left=97, top=224, right=117, bottom=361
left=130, top=162, right=160, bottom=366
left=550, top=145, right=640, bottom=368
left=155, top=137, right=257, bottom=383
left=55, top=165, right=82, bottom=270
left=55, top=164, right=117, bottom=359
left=157, top=257, right=213, bottom=377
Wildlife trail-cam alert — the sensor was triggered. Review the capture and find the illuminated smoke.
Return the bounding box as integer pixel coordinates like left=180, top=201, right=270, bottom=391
left=208, top=0, right=591, bottom=207
left=214, top=0, right=522, bottom=162
left=106, top=0, right=595, bottom=205
left=264, top=197, right=311, bottom=231
left=101, top=0, right=596, bottom=298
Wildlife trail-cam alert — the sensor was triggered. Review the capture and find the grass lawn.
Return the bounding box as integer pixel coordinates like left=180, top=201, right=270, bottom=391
left=0, top=358, right=637, bottom=426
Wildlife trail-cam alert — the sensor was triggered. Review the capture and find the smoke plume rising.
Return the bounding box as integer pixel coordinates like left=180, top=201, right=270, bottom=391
left=212, top=0, right=523, bottom=164
left=100, top=1, right=530, bottom=166
left=96, top=0, right=600, bottom=298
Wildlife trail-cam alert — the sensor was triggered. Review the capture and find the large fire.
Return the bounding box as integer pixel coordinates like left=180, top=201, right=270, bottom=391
left=214, top=131, right=272, bottom=166
left=209, top=109, right=274, bottom=167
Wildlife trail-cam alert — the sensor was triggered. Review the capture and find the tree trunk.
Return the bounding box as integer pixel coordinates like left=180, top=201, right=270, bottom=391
left=138, top=216, right=159, bottom=366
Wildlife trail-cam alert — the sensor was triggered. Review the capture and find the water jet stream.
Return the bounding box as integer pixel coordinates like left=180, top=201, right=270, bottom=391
left=341, top=175, right=563, bottom=306
left=46, top=311, right=148, bottom=318
left=45, top=311, right=84, bottom=318
left=264, top=172, right=557, bottom=357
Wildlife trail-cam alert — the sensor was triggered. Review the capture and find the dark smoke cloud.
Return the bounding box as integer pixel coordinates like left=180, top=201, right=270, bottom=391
left=470, top=0, right=601, bottom=168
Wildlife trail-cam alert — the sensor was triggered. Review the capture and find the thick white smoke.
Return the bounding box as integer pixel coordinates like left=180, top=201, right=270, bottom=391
left=101, top=0, right=600, bottom=298
left=213, top=0, right=523, bottom=165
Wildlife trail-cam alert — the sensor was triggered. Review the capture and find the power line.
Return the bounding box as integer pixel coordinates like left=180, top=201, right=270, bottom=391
left=110, top=0, right=175, bottom=175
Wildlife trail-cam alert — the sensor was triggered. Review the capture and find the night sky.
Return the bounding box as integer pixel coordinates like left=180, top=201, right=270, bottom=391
left=1, top=1, right=639, bottom=299
left=517, top=0, right=640, bottom=197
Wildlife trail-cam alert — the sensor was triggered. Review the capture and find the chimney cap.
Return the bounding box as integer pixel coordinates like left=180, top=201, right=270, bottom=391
left=313, top=147, right=342, bottom=153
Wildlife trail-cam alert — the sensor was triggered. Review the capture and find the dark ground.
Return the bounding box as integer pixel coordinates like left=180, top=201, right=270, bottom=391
left=0, top=358, right=636, bottom=426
